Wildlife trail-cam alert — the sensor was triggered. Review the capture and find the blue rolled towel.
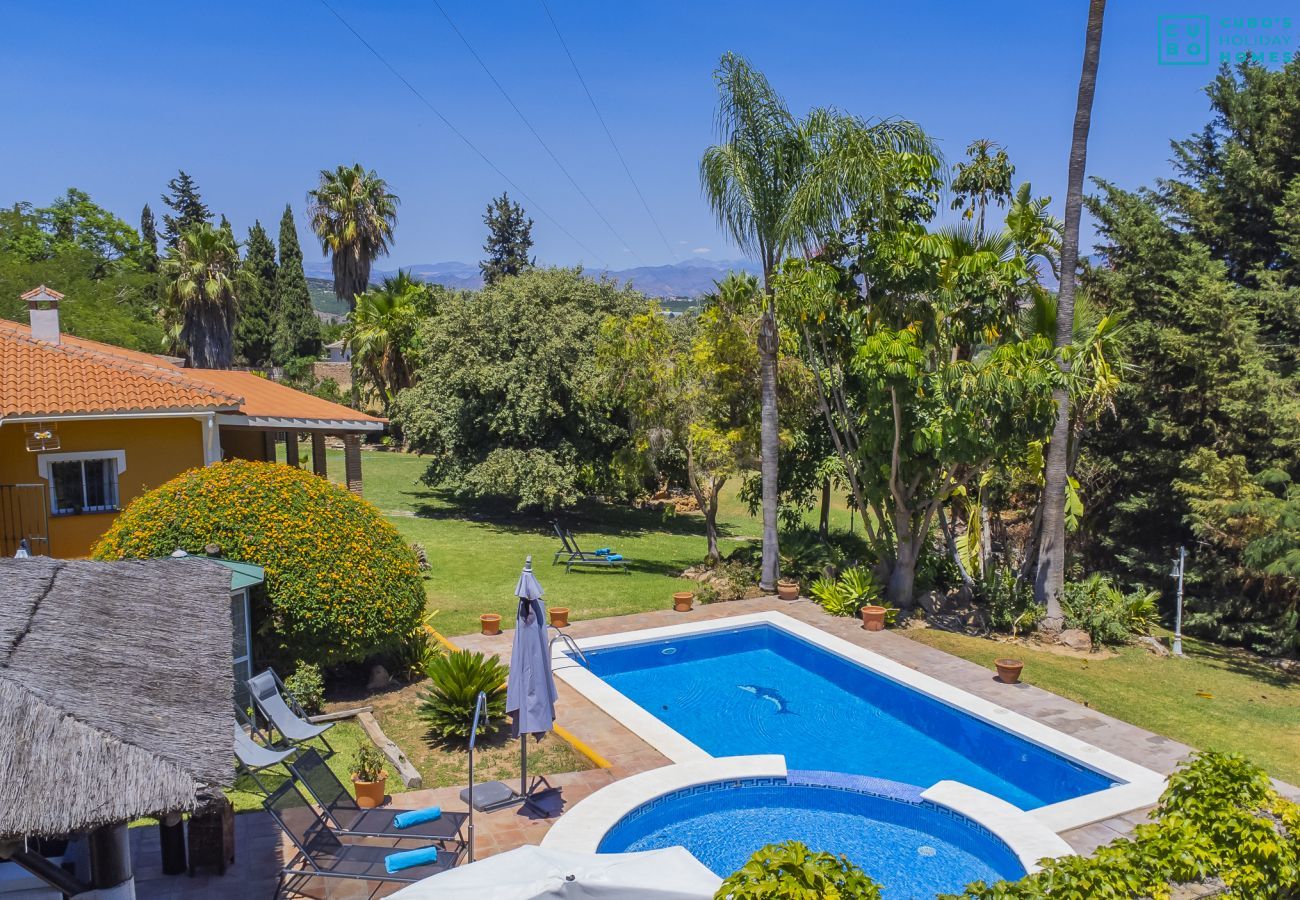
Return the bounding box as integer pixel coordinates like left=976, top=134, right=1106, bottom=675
left=393, top=805, right=441, bottom=829
left=605, top=554, right=624, bottom=562
left=594, top=547, right=612, bottom=555
left=385, top=845, right=442, bottom=874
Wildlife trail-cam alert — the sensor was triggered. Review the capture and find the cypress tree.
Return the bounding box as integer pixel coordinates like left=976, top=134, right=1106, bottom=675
left=479, top=192, right=534, bottom=285
left=273, top=204, right=321, bottom=363
left=161, top=170, right=211, bottom=248
left=140, top=204, right=158, bottom=272
left=235, top=221, right=278, bottom=368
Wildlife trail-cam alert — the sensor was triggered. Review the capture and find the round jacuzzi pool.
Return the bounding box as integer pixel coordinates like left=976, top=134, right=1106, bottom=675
left=596, top=773, right=1026, bottom=898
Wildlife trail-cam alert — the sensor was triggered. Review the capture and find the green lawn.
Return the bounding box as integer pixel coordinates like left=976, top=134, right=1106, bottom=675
left=905, top=627, right=1300, bottom=786
left=304, top=447, right=856, bottom=636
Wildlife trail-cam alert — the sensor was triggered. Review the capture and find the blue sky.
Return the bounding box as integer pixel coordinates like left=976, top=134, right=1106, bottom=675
left=0, top=1, right=1287, bottom=269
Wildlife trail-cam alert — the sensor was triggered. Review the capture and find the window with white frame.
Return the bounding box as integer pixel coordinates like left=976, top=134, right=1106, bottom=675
left=48, top=456, right=120, bottom=515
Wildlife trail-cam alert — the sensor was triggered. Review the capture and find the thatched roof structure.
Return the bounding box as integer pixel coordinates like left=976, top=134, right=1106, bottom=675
left=0, top=557, right=235, bottom=840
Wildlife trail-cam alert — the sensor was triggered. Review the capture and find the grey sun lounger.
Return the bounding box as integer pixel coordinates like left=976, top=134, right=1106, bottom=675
left=552, top=522, right=630, bottom=573
left=265, top=780, right=458, bottom=891
left=234, top=723, right=297, bottom=793
left=247, top=668, right=335, bottom=753
left=289, top=748, right=468, bottom=848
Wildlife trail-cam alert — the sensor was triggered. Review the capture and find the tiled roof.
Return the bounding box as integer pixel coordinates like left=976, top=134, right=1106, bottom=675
left=183, top=369, right=385, bottom=424
left=20, top=285, right=64, bottom=301
left=0, top=320, right=240, bottom=418
left=0, top=318, right=384, bottom=427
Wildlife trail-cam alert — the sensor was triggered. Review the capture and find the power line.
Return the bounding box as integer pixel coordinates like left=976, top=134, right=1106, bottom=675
left=430, top=0, right=644, bottom=268
left=315, top=0, right=609, bottom=268
left=538, top=0, right=679, bottom=263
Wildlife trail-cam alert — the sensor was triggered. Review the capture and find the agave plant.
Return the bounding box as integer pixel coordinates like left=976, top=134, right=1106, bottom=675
left=418, top=650, right=508, bottom=742
left=810, top=566, right=879, bottom=617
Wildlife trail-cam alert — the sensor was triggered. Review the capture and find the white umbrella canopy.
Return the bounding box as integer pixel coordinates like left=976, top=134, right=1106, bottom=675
left=388, top=845, right=722, bottom=900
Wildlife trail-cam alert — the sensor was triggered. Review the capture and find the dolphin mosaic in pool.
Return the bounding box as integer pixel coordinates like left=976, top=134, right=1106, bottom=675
left=737, top=683, right=796, bottom=715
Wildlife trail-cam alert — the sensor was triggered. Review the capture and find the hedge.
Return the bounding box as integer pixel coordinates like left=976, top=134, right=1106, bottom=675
left=93, top=459, right=425, bottom=668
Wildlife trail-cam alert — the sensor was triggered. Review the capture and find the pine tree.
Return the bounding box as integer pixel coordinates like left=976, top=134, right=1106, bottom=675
left=139, top=204, right=158, bottom=273
left=273, top=204, right=321, bottom=363
left=235, top=221, right=278, bottom=368
left=479, top=192, right=534, bottom=285
left=160, top=170, right=211, bottom=248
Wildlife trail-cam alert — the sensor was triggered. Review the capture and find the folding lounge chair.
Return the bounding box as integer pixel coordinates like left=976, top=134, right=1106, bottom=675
left=289, top=748, right=468, bottom=850
left=264, top=780, right=458, bottom=890
left=562, top=528, right=629, bottom=574
left=247, top=668, right=335, bottom=754
left=234, top=723, right=297, bottom=794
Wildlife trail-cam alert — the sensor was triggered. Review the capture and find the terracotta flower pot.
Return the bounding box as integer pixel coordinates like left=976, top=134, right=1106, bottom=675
left=777, top=580, right=800, bottom=601
left=549, top=607, right=570, bottom=628
left=995, top=658, right=1024, bottom=685
left=861, top=605, right=887, bottom=632
left=673, top=591, right=694, bottom=612
left=480, top=613, right=501, bottom=636
left=352, top=772, right=387, bottom=809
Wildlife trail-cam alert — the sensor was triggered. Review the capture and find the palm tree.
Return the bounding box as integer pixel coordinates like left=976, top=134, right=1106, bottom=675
left=344, top=271, right=424, bottom=417
left=307, top=164, right=399, bottom=309
left=700, top=52, right=935, bottom=590
left=162, top=223, right=239, bottom=368
left=702, top=54, right=935, bottom=590
left=1036, top=0, right=1108, bottom=628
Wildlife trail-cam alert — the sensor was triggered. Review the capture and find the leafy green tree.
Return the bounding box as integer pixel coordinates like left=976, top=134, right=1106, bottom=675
left=601, top=273, right=763, bottom=560
left=700, top=51, right=937, bottom=591
left=0, top=195, right=163, bottom=350
left=778, top=196, right=1064, bottom=607
left=160, top=170, right=211, bottom=249
left=393, top=268, right=640, bottom=511
left=950, top=139, right=1015, bottom=236
left=273, top=204, right=321, bottom=363
left=39, top=188, right=144, bottom=271
left=235, top=221, right=278, bottom=367
left=479, top=192, right=534, bottom=286
left=307, top=163, right=398, bottom=308
left=1036, top=0, right=1107, bottom=627
left=162, top=223, right=239, bottom=368
left=139, top=204, right=158, bottom=273
left=345, top=271, right=426, bottom=418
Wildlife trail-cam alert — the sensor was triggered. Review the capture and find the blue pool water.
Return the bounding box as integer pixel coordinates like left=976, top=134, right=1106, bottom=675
left=577, top=624, right=1115, bottom=809
left=599, top=774, right=1026, bottom=898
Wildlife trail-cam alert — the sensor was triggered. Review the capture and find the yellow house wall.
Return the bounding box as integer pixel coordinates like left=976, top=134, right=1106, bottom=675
left=0, top=416, right=206, bottom=558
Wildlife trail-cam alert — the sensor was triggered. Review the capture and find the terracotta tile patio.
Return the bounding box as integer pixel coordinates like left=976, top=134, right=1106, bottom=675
left=135, top=594, right=1288, bottom=897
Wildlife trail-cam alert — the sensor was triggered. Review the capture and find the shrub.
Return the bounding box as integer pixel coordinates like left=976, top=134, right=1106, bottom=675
left=778, top=529, right=842, bottom=584
left=1060, top=573, right=1159, bottom=647
left=810, top=566, right=879, bottom=618
left=283, top=661, right=324, bottom=715
left=945, top=751, right=1300, bottom=899
left=718, top=840, right=882, bottom=899
left=351, top=744, right=385, bottom=783
left=419, top=649, right=508, bottom=741
left=387, top=620, right=436, bottom=682
left=92, top=460, right=425, bottom=668
left=977, top=566, right=1042, bottom=636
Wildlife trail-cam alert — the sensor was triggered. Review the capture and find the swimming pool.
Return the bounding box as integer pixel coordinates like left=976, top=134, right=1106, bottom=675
left=597, top=773, right=1026, bottom=898
left=554, top=611, right=1166, bottom=830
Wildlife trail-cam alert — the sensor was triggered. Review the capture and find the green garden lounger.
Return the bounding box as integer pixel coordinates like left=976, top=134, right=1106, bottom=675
left=552, top=523, right=629, bottom=574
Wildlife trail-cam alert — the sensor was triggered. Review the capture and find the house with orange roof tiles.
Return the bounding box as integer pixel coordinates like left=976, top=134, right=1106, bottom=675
left=0, top=286, right=384, bottom=557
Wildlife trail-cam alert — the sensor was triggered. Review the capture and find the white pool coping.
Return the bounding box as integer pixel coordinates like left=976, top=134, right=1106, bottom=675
left=921, top=781, right=1074, bottom=873
left=552, top=610, right=1166, bottom=834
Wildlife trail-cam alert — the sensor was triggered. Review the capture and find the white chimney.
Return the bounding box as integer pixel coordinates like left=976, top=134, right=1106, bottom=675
left=22, top=285, right=63, bottom=345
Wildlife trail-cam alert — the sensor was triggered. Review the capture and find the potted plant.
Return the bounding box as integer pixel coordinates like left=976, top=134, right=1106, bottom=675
left=479, top=613, right=501, bottom=636
left=860, top=605, right=887, bottom=631
left=995, top=658, right=1024, bottom=684
left=549, top=607, right=570, bottom=628
left=351, top=745, right=388, bottom=808
left=777, top=579, right=800, bottom=601
left=673, top=591, right=694, bottom=612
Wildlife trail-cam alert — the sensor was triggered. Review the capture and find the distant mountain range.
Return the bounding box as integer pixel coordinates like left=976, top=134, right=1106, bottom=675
left=302, top=258, right=762, bottom=299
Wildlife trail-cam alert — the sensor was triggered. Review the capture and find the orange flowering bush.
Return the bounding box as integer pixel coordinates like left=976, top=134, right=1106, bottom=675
left=93, top=459, right=424, bottom=668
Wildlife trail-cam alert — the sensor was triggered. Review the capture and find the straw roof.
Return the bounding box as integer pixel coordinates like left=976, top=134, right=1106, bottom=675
left=0, top=557, right=235, bottom=840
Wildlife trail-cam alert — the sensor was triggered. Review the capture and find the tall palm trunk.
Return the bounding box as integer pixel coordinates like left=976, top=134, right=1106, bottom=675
left=758, top=275, right=780, bottom=591
left=1036, top=0, right=1106, bottom=628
